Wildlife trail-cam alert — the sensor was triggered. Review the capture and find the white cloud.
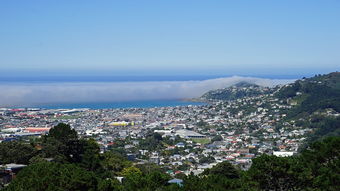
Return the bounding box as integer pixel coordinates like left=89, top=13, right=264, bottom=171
left=0, top=76, right=294, bottom=107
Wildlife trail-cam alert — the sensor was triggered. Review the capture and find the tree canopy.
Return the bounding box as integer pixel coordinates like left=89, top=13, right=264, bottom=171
left=4, top=162, right=98, bottom=191
left=1, top=123, right=339, bottom=191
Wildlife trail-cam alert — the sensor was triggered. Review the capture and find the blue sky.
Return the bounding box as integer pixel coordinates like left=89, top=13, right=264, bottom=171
left=1, top=0, right=339, bottom=77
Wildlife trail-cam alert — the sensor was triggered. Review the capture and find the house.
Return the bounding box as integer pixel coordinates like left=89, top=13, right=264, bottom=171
left=175, top=130, right=206, bottom=139
left=168, top=178, right=183, bottom=186
left=273, top=151, right=294, bottom=157
left=175, top=142, right=185, bottom=148
left=0, top=164, right=27, bottom=185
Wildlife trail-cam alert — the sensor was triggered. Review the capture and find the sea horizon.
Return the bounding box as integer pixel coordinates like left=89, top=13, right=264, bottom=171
left=0, top=75, right=298, bottom=109
left=5, top=99, right=206, bottom=110
left=0, top=73, right=308, bottom=84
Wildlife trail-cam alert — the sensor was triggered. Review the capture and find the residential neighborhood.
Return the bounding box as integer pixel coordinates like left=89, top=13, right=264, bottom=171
left=0, top=85, right=315, bottom=176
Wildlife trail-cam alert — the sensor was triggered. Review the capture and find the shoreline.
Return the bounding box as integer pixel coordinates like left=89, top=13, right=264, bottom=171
left=4, top=99, right=208, bottom=110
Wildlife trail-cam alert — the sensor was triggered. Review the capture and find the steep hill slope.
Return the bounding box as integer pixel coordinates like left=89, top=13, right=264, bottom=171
left=275, top=72, right=340, bottom=142
left=201, top=82, right=273, bottom=101
left=276, top=72, right=340, bottom=116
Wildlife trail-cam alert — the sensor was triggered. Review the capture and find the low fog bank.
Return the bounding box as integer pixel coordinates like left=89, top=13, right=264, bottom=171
left=0, top=76, right=294, bottom=107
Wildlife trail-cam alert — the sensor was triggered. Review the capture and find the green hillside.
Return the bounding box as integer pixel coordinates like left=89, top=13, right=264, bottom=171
left=201, top=82, right=272, bottom=101
left=276, top=72, right=340, bottom=116
left=276, top=72, right=340, bottom=142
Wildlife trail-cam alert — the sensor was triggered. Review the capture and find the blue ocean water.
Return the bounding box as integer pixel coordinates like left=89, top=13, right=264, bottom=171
left=0, top=74, right=304, bottom=84
left=0, top=75, right=226, bottom=83
left=1, top=74, right=299, bottom=109
left=34, top=100, right=206, bottom=109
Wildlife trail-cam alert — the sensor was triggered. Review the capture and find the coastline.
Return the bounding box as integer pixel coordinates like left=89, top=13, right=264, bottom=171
left=7, top=99, right=208, bottom=110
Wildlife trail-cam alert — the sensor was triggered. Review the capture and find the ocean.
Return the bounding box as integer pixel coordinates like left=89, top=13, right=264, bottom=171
left=30, top=100, right=206, bottom=110
left=0, top=74, right=300, bottom=109
left=0, top=74, right=304, bottom=83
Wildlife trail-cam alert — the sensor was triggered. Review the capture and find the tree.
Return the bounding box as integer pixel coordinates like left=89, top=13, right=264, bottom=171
left=39, top=136, right=64, bottom=159
left=135, top=163, right=162, bottom=175
left=199, top=155, right=215, bottom=164
left=121, top=166, right=142, bottom=177
left=248, top=154, right=309, bottom=191
left=144, top=171, right=170, bottom=190
left=0, top=141, right=36, bottom=164
left=79, top=138, right=102, bottom=171
left=29, top=155, right=47, bottom=164
left=183, top=174, right=204, bottom=191
left=300, top=136, right=340, bottom=190
left=121, top=165, right=171, bottom=191
left=211, top=135, right=223, bottom=142
left=97, top=178, right=123, bottom=191
left=121, top=166, right=143, bottom=190
left=4, top=162, right=98, bottom=191
left=40, top=123, right=102, bottom=168
left=46, top=123, right=78, bottom=144
left=153, top=133, right=163, bottom=141
left=202, top=161, right=239, bottom=179
left=102, top=151, right=132, bottom=176
left=139, top=132, right=165, bottom=151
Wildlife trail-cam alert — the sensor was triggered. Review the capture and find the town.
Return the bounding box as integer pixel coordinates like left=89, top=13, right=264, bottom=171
left=0, top=84, right=314, bottom=176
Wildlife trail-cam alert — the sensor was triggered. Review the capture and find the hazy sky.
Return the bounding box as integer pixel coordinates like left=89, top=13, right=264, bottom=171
left=1, top=0, right=339, bottom=76
left=0, top=76, right=293, bottom=106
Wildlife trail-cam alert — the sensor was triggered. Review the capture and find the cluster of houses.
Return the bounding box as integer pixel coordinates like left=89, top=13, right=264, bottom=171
left=0, top=86, right=319, bottom=176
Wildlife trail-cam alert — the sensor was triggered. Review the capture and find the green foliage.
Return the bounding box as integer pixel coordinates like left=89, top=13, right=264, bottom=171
left=135, top=163, right=163, bottom=175
left=182, top=173, right=249, bottom=191
left=211, top=135, right=223, bottom=142
left=184, top=137, right=340, bottom=191
left=276, top=81, right=302, bottom=98
left=245, top=137, right=340, bottom=191
left=162, top=135, right=184, bottom=145
left=248, top=155, right=310, bottom=190
left=276, top=72, right=340, bottom=141
left=199, top=155, right=215, bottom=164
left=101, top=151, right=132, bottom=176
left=28, top=155, right=47, bottom=164
left=97, top=178, right=123, bottom=191
left=2, top=122, right=339, bottom=191
left=277, top=72, right=340, bottom=115
left=308, top=116, right=340, bottom=142
left=118, top=165, right=172, bottom=191
left=38, top=123, right=103, bottom=171
left=191, top=138, right=210, bottom=145
left=202, top=161, right=240, bottom=179
left=201, top=82, right=271, bottom=101
left=121, top=166, right=142, bottom=177
left=293, top=84, right=340, bottom=114
left=196, top=120, right=208, bottom=127
left=39, top=136, right=64, bottom=159
left=0, top=141, right=36, bottom=164
left=143, top=171, right=171, bottom=190
left=79, top=138, right=102, bottom=171
left=301, top=136, right=340, bottom=190
left=46, top=123, right=78, bottom=143
left=139, top=132, right=165, bottom=151
left=153, top=132, right=163, bottom=141
left=4, top=162, right=99, bottom=191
